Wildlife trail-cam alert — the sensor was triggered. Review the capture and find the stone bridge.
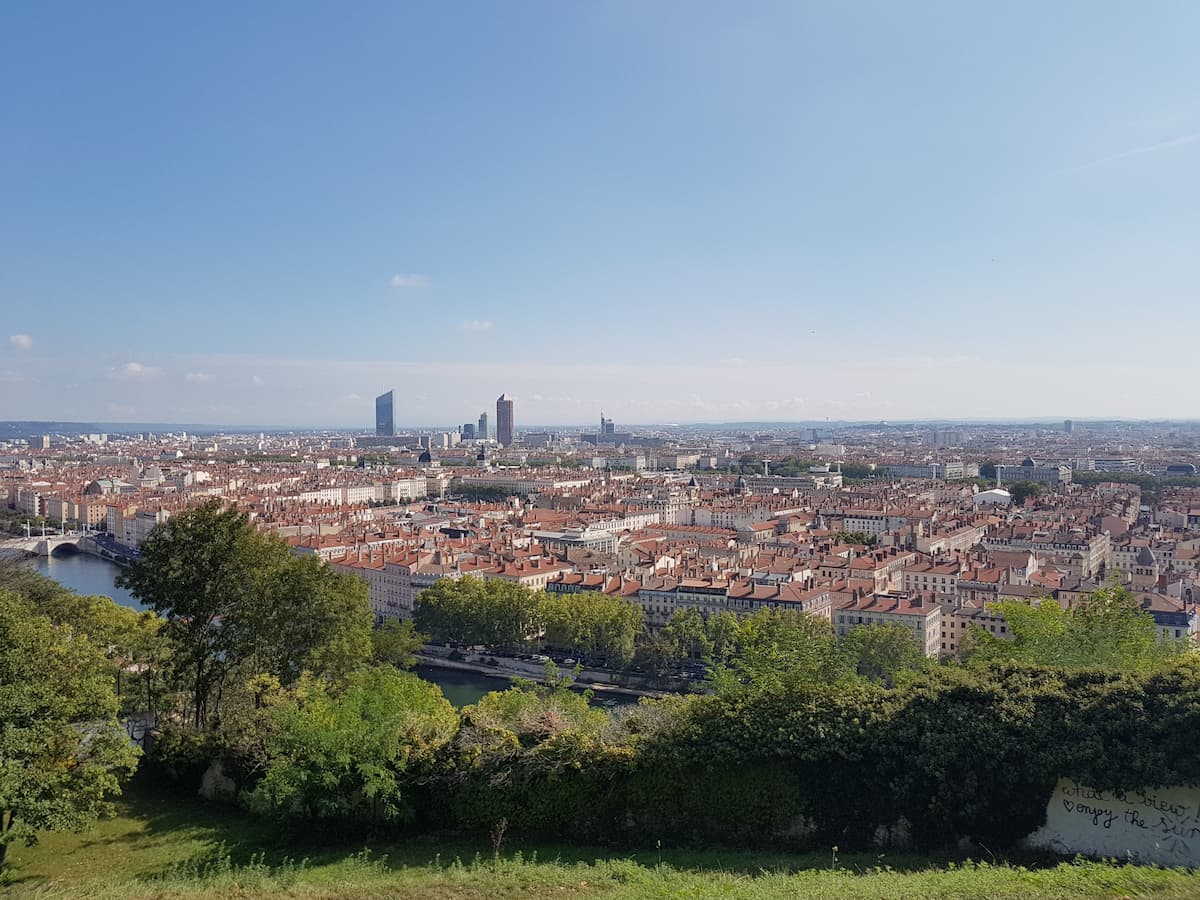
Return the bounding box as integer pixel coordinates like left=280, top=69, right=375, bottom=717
left=0, top=532, right=88, bottom=557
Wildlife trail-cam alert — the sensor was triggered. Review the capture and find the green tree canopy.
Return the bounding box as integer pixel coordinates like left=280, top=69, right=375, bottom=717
left=465, top=662, right=606, bottom=751
left=453, top=484, right=512, bottom=503
left=838, top=623, right=929, bottom=686
left=966, top=584, right=1183, bottom=672
left=840, top=462, right=874, bottom=480
left=830, top=530, right=876, bottom=546
left=542, top=591, right=642, bottom=667
left=415, top=578, right=643, bottom=667
left=0, top=560, right=170, bottom=719
left=252, top=551, right=374, bottom=685
left=372, top=619, right=426, bottom=669
left=0, top=591, right=140, bottom=867
left=709, top=608, right=853, bottom=694
left=659, top=608, right=713, bottom=662
left=116, top=501, right=372, bottom=728
left=1008, top=480, right=1043, bottom=505
left=247, top=666, right=458, bottom=823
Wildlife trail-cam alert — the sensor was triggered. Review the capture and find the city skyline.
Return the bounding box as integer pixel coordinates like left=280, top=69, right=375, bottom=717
left=4, top=354, right=1200, bottom=428
left=3, top=3, right=1199, bottom=426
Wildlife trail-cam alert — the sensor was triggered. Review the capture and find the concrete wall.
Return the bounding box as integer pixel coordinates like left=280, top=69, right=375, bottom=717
left=1024, top=779, right=1200, bottom=866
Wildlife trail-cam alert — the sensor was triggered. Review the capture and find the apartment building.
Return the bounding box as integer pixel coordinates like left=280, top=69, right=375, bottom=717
left=996, top=463, right=1072, bottom=486
left=939, top=600, right=1009, bottom=657
left=902, top=561, right=961, bottom=598
left=835, top=593, right=942, bottom=657
left=984, top=527, right=1111, bottom=578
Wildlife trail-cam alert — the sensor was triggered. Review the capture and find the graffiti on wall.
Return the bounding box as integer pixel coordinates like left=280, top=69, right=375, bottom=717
left=1025, top=780, right=1200, bottom=866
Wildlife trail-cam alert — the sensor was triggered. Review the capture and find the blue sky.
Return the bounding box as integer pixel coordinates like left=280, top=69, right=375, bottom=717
left=2, top=1, right=1198, bottom=427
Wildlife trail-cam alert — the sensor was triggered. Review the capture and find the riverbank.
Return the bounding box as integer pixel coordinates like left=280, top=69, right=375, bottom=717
left=415, top=650, right=677, bottom=700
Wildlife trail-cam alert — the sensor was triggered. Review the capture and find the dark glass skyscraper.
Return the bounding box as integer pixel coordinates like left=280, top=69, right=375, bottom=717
left=478, top=412, right=488, bottom=441
left=375, top=390, right=395, bottom=436
left=496, top=394, right=514, bottom=447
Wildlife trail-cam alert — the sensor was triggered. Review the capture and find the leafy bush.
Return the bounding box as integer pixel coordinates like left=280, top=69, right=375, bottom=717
left=246, top=667, right=458, bottom=824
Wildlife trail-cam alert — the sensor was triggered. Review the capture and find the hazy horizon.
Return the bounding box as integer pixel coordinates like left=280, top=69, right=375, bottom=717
left=3, top=414, right=1196, bottom=437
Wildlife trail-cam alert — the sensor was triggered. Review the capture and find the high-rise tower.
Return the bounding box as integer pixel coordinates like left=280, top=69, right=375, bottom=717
left=496, top=394, right=514, bottom=447
left=375, top=390, right=395, bottom=437
left=478, top=412, right=488, bottom=441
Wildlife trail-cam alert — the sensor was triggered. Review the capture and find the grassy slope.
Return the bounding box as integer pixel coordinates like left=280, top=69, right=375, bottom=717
left=4, top=775, right=1198, bottom=899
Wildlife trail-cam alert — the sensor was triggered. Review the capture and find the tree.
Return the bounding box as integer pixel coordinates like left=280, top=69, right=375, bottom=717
left=415, top=578, right=543, bottom=648
left=966, top=584, right=1182, bottom=673
left=831, top=530, right=876, bottom=546
left=465, top=662, right=606, bottom=749
left=372, top=619, right=426, bottom=669
left=769, top=456, right=816, bottom=477
left=247, top=667, right=458, bottom=823
left=704, top=611, right=741, bottom=666
left=117, top=502, right=274, bottom=728
left=0, top=592, right=140, bottom=867
left=454, top=484, right=511, bottom=503
left=416, top=579, right=642, bottom=667
left=1008, top=481, right=1043, bottom=505
left=631, top=633, right=675, bottom=678
left=840, top=462, right=874, bottom=481
left=116, top=501, right=372, bottom=728
left=542, top=592, right=642, bottom=667
left=733, top=453, right=764, bottom=475
left=709, top=608, right=853, bottom=693
left=251, top=550, right=373, bottom=684
left=0, top=560, right=169, bottom=717
left=659, top=608, right=713, bottom=663
left=839, top=624, right=929, bottom=686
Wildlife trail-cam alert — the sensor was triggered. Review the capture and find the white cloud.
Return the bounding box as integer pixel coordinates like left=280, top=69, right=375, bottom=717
left=1082, top=132, right=1200, bottom=169
left=109, top=361, right=161, bottom=382
left=719, top=357, right=749, bottom=367
left=0, top=371, right=28, bottom=384
left=106, top=401, right=136, bottom=415
left=912, top=355, right=973, bottom=369
left=389, top=273, right=431, bottom=289
left=184, top=371, right=214, bottom=384
left=344, top=392, right=364, bottom=403
left=8, top=334, right=32, bottom=351
left=458, top=320, right=494, bottom=333
left=251, top=375, right=265, bottom=387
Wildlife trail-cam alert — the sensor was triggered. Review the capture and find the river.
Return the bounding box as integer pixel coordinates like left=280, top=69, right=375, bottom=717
left=26, top=552, right=634, bottom=709
left=33, top=551, right=145, bottom=610
left=412, top=664, right=521, bottom=707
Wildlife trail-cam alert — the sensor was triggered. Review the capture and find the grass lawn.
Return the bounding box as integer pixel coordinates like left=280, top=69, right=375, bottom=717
left=3, top=773, right=1198, bottom=899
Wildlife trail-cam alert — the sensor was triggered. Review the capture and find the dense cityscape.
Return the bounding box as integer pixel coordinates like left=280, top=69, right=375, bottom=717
left=5, top=401, right=1200, bottom=660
